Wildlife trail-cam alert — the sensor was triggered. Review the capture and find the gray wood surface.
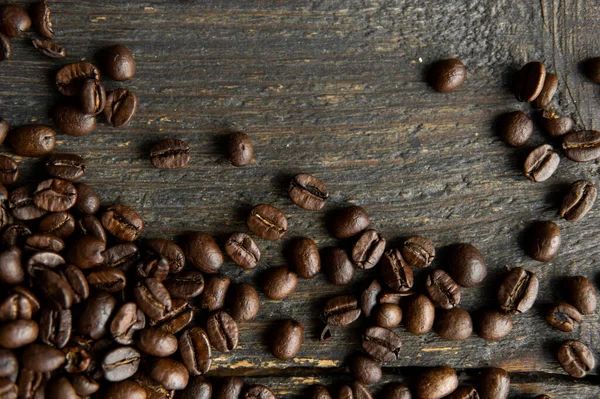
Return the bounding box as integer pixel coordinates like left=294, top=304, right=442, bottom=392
left=0, top=0, right=599, bottom=397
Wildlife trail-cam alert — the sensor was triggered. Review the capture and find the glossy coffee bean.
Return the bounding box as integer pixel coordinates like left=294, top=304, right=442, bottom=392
left=381, top=383, right=411, bottom=399
left=31, top=267, right=74, bottom=310
left=539, top=110, right=573, bottom=137
left=102, top=346, right=141, bottom=382
left=546, top=302, right=582, bottom=332
left=415, top=367, right=458, bottom=399
left=498, top=111, right=532, bottom=147
left=30, top=1, right=52, bottom=38
left=426, top=269, right=461, bottom=309
left=402, top=294, right=435, bottom=335
left=9, top=184, right=46, bottom=220
left=179, top=327, right=212, bottom=375
left=137, top=328, right=178, bottom=357
left=532, top=72, right=557, bottom=109
left=525, top=221, right=560, bottom=262
left=562, top=130, right=600, bottom=162
left=137, top=258, right=170, bottom=282
left=0, top=155, right=18, bottom=184
left=58, top=263, right=90, bottom=303
left=215, top=376, right=244, bottom=399
left=100, top=44, right=136, bottom=81
left=447, top=243, right=487, bottom=287
left=31, top=37, right=65, bottom=58
left=478, top=368, right=509, bottom=399
left=476, top=310, right=512, bottom=340
left=134, top=278, right=172, bottom=322
left=199, top=274, right=230, bottom=311
left=70, top=374, right=99, bottom=397
left=0, top=33, right=9, bottom=61
left=557, top=340, right=595, bottom=378
left=498, top=267, right=539, bottom=315
left=247, top=204, right=287, bottom=240
left=33, top=178, right=77, bottom=212
left=288, top=173, right=329, bottom=210
left=0, top=247, right=23, bottom=285
left=101, top=204, right=144, bottom=242
left=352, top=230, right=385, bottom=270
left=78, top=291, right=117, bottom=339
left=225, top=232, right=260, bottom=269
left=329, top=206, right=370, bottom=239
left=77, top=213, right=106, bottom=240
left=323, top=295, right=361, bottom=326
left=381, top=249, right=413, bottom=293
left=323, top=247, right=355, bottom=285
left=360, top=279, right=382, bottom=317
left=560, top=180, right=597, bottom=222
left=207, top=311, right=238, bottom=353
left=21, top=344, right=65, bottom=372
left=179, top=377, right=211, bottom=399
left=38, top=212, right=75, bottom=238
left=227, top=132, right=254, bottom=167
left=515, top=61, right=546, bottom=102
left=523, top=144, right=560, bottom=182
left=150, top=139, right=191, bottom=169
left=46, top=376, right=78, bottom=399
left=74, top=183, right=100, bottom=214
left=87, top=267, right=127, bottom=292
left=361, top=326, right=402, bottom=362
left=8, top=125, right=55, bottom=157
left=0, top=286, right=39, bottom=322
left=306, top=384, right=332, bottom=399
left=0, top=319, right=38, bottom=348
left=62, top=345, right=91, bottom=373
left=0, top=4, right=30, bottom=37
left=39, top=308, right=71, bottom=348
left=402, top=235, right=434, bottom=269
left=372, top=303, right=402, bottom=328
left=227, top=283, right=260, bottom=321
left=262, top=266, right=298, bottom=300
left=246, top=385, right=277, bottom=399
left=338, top=381, right=372, bottom=399
left=79, top=78, right=106, bottom=114
left=54, top=103, right=97, bottom=136
left=67, top=235, right=105, bottom=269
left=565, top=275, right=597, bottom=315
left=105, top=380, right=147, bottom=399
left=24, top=233, right=64, bottom=252
left=350, top=354, right=381, bottom=386
left=164, top=270, right=204, bottom=299
left=183, top=232, right=223, bottom=273
left=55, top=62, right=100, bottom=95
left=445, top=386, right=478, bottom=399
left=110, top=302, right=145, bottom=345
left=428, top=59, right=466, bottom=92
left=146, top=238, right=185, bottom=273
left=104, top=88, right=137, bottom=128
left=288, top=237, right=320, bottom=279
left=153, top=299, right=193, bottom=334
left=269, top=319, right=303, bottom=360
left=434, top=308, right=472, bottom=341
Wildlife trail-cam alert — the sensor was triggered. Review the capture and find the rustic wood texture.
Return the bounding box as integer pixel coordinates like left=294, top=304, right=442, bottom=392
left=1, top=0, right=599, bottom=397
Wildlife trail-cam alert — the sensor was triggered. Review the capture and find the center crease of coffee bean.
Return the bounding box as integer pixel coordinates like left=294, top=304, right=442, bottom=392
left=253, top=213, right=284, bottom=232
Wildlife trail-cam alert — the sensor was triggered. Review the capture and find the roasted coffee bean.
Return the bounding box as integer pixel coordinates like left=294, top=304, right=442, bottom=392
left=164, top=270, right=204, bottom=299
left=0, top=319, right=38, bottom=348
left=72, top=183, right=99, bottom=215
left=362, top=326, right=402, bottom=362
left=214, top=377, right=244, bottom=399
left=532, top=72, right=558, bottom=109
left=46, top=153, right=86, bottom=182
left=62, top=345, right=91, bottom=373
left=381, top=249, right=413, bottom=293
left=475, top=310, right=512, bottom=340
left=38, top=212, right=75, bottom=238
left=67, top=235, right=105, bottom=269
left=350, top=354, right=381, bottom=386
left=146, top=238, right=185, bottom=273
left=179, top=327, right=212, bottom=375
left=183, top=232, right=223, bottom=273
left=17, top=369, right=47, bottom=399
left=428, top=58, right=466, bottom=92
left=0, top=155, right=18, bottom=184
left=137, top=328, right=178, bottom=357
left=31, top=267, right=74, bottom=310
left=26, top=250, right=64, bottom=272
left=21, top=344, right=65, bottom=372
left=133, top=372, right=172, bottom=399
left=30, top=1, right=52, bottom=38
left=102, top=346, right=141, bottom=382
left=515, top=61, right=546, bottom=102
left=351, top=230, right=385, bottom=270
left=445, top=386, right=479, bottom=399
left=134, top=278, right=172, bottom=322
left=269, top=319, right=302, bottom=360
left=102, top=245, right=138, bottom=273
left=0, top=351, right=16, bottom=380
left=288, top=173, right=329, bottom=211
left=372, top=303, right=402, bottom=328
left=323, top=295, right=361, bottom=326
left=0, top=33, right=10, bottom=61
left=101, top=204, right=144, bottom=242
left=557, top=340, right=595, bottom=378
left=154, top=300, right=193, bottom=335
left=447, top=243, right=487, bottom=287
left=110, top=302, right=145, bottom=345
left=78, top=291, right=116, bottom=339
left=261, top=266, right=298, bottom=300
left=415, top=367, right=458, bottom=399
left=381, top=383, right=411, bottom=399
left=33, top=178, right=77, bottom=212
left=55, top=62, right=100, bottom=96
left=402, top=294, right=435, bottom=335
left=560, top=180, right=597, bottom=222
left=426, top=269, right=461, bottom=309
left=77, top=214, right=107, bottom=241
left=54, top=103, right=97, bottom=136
left=434, top=308, right=472, bottom=341
left=8, top=125, right=55, bottom=157
left=150, top=139, right=191, bottom=169
left=39, top=308, right=71, bottom=348
left=227, top=283, right=260, bottom=321
left=180, top=377, right=212, bottom=399
left=227, top=132, right=254, bottom=167
left=207, top=311, right=239, bottom=353
left=360, top=279, right=383, bottom=317
left=0, top=287, right=39, bottom=321
left=306, top=384, right=331, bottom=399
left=0, top=247, right=23, bottom=285
left=498, top=267, right=538, bottom=314
left=46, top=376, right=78, bottom=399
left=0, top=4, right=30, bottom=37
left=546, top=302, right=582, bottom=332
left=104, top=88, right=137, bottom=128
left=0, top=119, right=8, bottom=144
left=247, top=204, right=287, bottom=241
left=498, top=111, right=533, bottom=147
left=539, top=110, right=573, bottom=137
left=338, top=381, right=372, bottom=399
left=523, top=144, right=560, bottom=182
left=24, top=233, right=64, bottom=252
left=525, top=221, right=560, bottom=262
left=105, top=380, right=147, bottom=399
left=225, top=232, right=260, bottom=269
left=562, top=130, right=600, bottom=162
left=199, top=274, right=230, bottom=312
left=288, top=237, right=320, bottom=279
left=329, top=206, right=370, bottom=239
left=99, top=44, right=136, bottom=81
left=87, top=267, right=127, bottom=292
left=478, top=368, right=509, bottom=399
left=323, top=247, right=355, bottom=285
left=57, top=264, right=89, bottom=304
left=401, top=235, right=435, bottom=269
left=565, top=275, right=597, bottom=315
left=70, top=374, right=99, bottom=396
left=245, top=385, right=276, bottom=399
left=379, top=289, right=409, bottom=303
left=31, top=38, right=65, bottom=58
left=136, top=258, right=169, bottom=282
left=9, top=185, right=46, bottom=220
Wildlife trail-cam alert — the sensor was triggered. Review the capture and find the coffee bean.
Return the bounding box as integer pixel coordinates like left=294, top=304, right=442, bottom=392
left=498, top=111, right=533, bottom=147
left=87, top=267, right=127, bottom=292
left=78, top=214, right=107, bottom=242
left=180, top=377, right=212, bottom=399
left=268, top=319, right=302, bottom=360
left=132, top=372, right=172, bottom=399
left=225, top=232, right=261, bottom=269
left=0, top=33, right=11, bottom=62
left=164, top=270, right=204, bottom=299
left=350, top=354, right=381, bottom=386
left=32, top=178, right=77, bottom=212
left=31, top=267, right=74, bottom=310
left=215, top=376, right=244, bottom=399
left=247, top=204, right=287, bottom=241
left=207, top=311, right=238, bottom=353
left=38, top=212, right=75, bottom=238
left=67, top=235, right=105, bottom=269
left=245, top=385, right=277, bottom=399
left=428, top=59, right=466, bottom=92
left=0, top=119, right=8, bottom=144
left=352, top=230, right=385, bottom=270
left=134, top=278, right=172, bottom=322
left=179, top=327, right=212, bottom=375
left=360, top=279, right=382, bottom=317
left=426, top=269, right=461, bottom=309
left=402, top=294, right=435, bottom=335
left=0, top=247, right=23, bottom=285
left=557, top=340, right=595, bottom=378
left=31, top=38, right=65, bottom=58
left=110, top=302, right=145, bottom=345
left=565, top=275, right=597, bottom=315
left=227, top=132, right=254, bottom=167
left=288, top=173, right=329, bottom=210
left=323, top=295, right=361, bottom=326
left=136, top=257, right=168, bottom=283
left=445, top=386, right=478, bottom=399
left=402, top=236, right=435, bottom=269
left=30, top=1, right=52, bottom=38
left=362, top=326, right=402, bottom=362
left=0, top=286, right=39, bottom=322
left=73, top=183, right=100, bottom=214
left=478, top=368, right=509, bottom=399
left=562, top=130, right=600, bottom=162
left=77, top=79, right=105, bottom=115
left=150, top=139, right=191, bottom=169
left=329, top=206, right=370, bottom=239
left=523, top=144, right=560, bottom=182
left=104, top=88, right=137, bottom=128
left=338, top=382, right=372, bottom=399
left=475, top=310, right=512, bottom=340
left=497, top=267, right=539, bottom=314
left=71, top=374, right=99, bottom=397
left=39, top=308, right=71, bottom=348
left=227, top=283, right=259, bottom=321
left=525, top=221, right=560, bottom=262
left=380, top=248, right=413, bottom=293
left=532, top=72, right=558, bottom=109
left=538, top=110, right=573, bottom=137
left=381, top=383, right=411, bottom=399
left=102, top=346, right=141, bottom=382
left=0, top=155, right=18, bottom=184
left=77, top=291, right=117, bottom=339
left=100, top=44, right=136, bottom=81
left=560, top=180, right=597, bottom=222
left=0, top=4, right=30, bottom=37
left=46, top=376, right=78, bottom=399
left=515, top=61, right=546, bottom=102
left=137, top=328, right=178, bottom=357
left=372, top=303, right=402, bottom=328
left=55, top=62, right=100, bottom=96
left=105, top=380, right=147, bottom=399
left=434, top=308, right=472, bottom=341
left=153, top=300, right=193, bottom=335
left=146, top=238, right=185, bottom=274
left=323, top=247, right=354, bottom=285
left=54, top=103, right=97, bottom=136
left=8, top=125, right=56, bottom=157
left=62, top=345, right=91, bottom=373
left=285, top=237, right=319, bottom=279
left=58, top=264, right=88, bottom=304
left=447, top=243, right=487, bottom=287
left=0, top=319, right=38, bottom=348
left=24, top=233, right=64, bottom=252
left=583, top=57, right=600, bottom=83
left=45, top=153, right=86, bottom=182
left=261, top=266, right=298, bottom=300
left=9, top=185, right=46, bottom=220
left=0, top=349, right=17, bottom=378
left=21, top=343, right=65, bottom=372
left=199, top=274, right=230, bottom=312
left=306, top=384, right=331, bottom=399
left=415, top=367, right=458, bottom=399
left=101, top=204, right=144, bottom=242
left=183, top=232, right=223, bottom=273
left=546, top=302, right=582, bottom=332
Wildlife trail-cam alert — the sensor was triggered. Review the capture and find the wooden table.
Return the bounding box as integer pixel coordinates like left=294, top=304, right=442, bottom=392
left=1, top=0, right=599, bottom=397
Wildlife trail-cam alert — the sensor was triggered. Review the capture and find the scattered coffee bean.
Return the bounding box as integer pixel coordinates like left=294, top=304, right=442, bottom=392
left=532, top=72, right=558, bottom=109
left=262, top=266, right=298, bottom=300
left=199, top=274, right=230, bottom=312
left=515, top=61, right=546, bottom=102
left=101, top=348, right=143, bottom=384
left=560, top=180, right=597, bottom=222
left=163, top=270, right=204, bottom=299
left=134, top=278, right=172, bottom=322
left=100, top=44, right=136, bottom=81
left=101, top=204, right=144, bottom=242
left=445, top=385, right=479, bottom=399
left=546, top=302, right=582, bottom=332
left=207, top=311, right=238, bottom=353
left=180, top=377, right=212, bottom=399
left=39, top=307, right=71, bottom=348
left=475, top=310, right=512, bottom=340
left=428, top=59, right=466, bottom=92
left=562, top=130, right=600, bottom=162
left=21, top=343, right=65, bottom=372
left=55, top=62, right=100, bottom=96
left=30, top=1, right=52, bottom=38
left=67, top=235, right=105, bottom=268
left=246, top=384, right=277, bottom=399
left=54, top=103, right=97, bottom=136
left=110, top=302, right=145, bottom=345
left=402, top=294, right=435, bottom=335
left=323, top=247, right=355, bottom=285
left=523, top=144, right=560, bottom=182
left=362, top=326, right=402, bottom=362
left=557, top=340, right=595, bottom=378
left=0, top=119, right=8, bottom=144
left=225, top=232, right=260, bottom=269
left=498, top=111, right=533, bottom=147
left=415, top=367, right=458, bottom=399
left=338, top=381, right=372, bottom=399
left=350, top=354, right=381, bottom=386
left=104, top=88, right=137, bottom=128
left=77, top=291, right=116, bottom=339
left=447, top=243, right=487, bottom=287
left=74, top=183, right=100, bottom=214
left=360, top=279, right=383, bottom=317
left=323, top=295, right=361, bottom=326
left=71, top=374, right=100, bottom=397
left=583, top=56, right=600, bottom=83
left=0, top=32, right=10, bottom=61
left=9, top=184, right=46, bottom=220
left=77, top=214, right=107, bottom=241
left=0, top=247, right=23, bottom=285
left=372, top=303, right=402, bottom=328
left=381, top=248, right=414, bottom=293
left=247, top=204, right=288, bottom=240
left=31, top=37, right=65, bottom=58
left=87, top=267, right=127, bottom=292
left=215, top=376, right=244, bottom=399
left=150, top=139, right=191, bottom=169
left=0, top=319, right=38, bottom=348
left=352, top=229, right=386, bottom=270
left=181, top=232, right=223, bottom=273
left=434, top=308, right=472, bottom=341
left=8, top=125, right=56, bottom=157
left=539, top=110, right=573, bottom=137
left=137, top=328, right=178, bottom=357
left=287, top=237, right=320, bottom=279
left=329, top=206, right=370, bottom=239
left=306, top=384, right=332, bottom=399
left=269, top=319, right=303, bottom=360
left=0, top=155, right=17, bottom=185
left=227, top=132, right=254, bottom=167
left=79, top=78, right=106, bottom=114
left=288, top=173, right=329, bottom=210
left=381, top=383, right=411, bottom=399
left=478, top=368, right=509, bottom=399
left=565, top=275, right=597, bottom=315
left=38, top=211, right=75, bottom=238
left=33, top=178, right=77, bottom=212
left=179, top=327, right=212, bottom=375
left=45, top=153, right=86, bottom=181
left=227, top=283, right=259, bottom=321
left=426, top=269, right=461, bottom=309
left=525, top=221, right=560, bottom=262
left=104, top=380, right=147, bottom=399
left=497, top=267, right=538, bottom=314
left=0, top=4, right=30, bottom=37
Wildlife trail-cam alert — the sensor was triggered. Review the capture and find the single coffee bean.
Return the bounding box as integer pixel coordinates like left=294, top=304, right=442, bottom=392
left=137, top=257, right=171, bottom=282
left=525, top=221, right=560, bottom=262
left=31, top=267, right=74, bottom=310
left=110, top=302, right=145, bottom=345
left=180, top=377, right=211, bottom=399
left=132, top=373, right=172, bottom=399
left=562, top=130, right=600, bottom=162
left=445, top=386, right=479, bottom=399
left=350, top=354, right=381, bottom=386
left=74, top=183, right=100, bottom=214
left=78, top=79, right=106, bottom=115
left=338, top=381, right=372, bottom=399
left=557, top=340, right=595, bottom=378
left=381, top=249, right=414, bottom=293
left=247, top=204, right=287, bottom=241
left=102, top=244, right=138, bottom=272
left=164, top=270, right=204, bottom=299
left=30, top=1, right=52, bottom=38
left=478, top=368, right=509, bottom=399
left=352, top=230, right=386, bottom=270
left=62, top=345, right=92, bottom=373
left=31, top=37, right=65, bottom=58
left=372, top=303, right=402, bottom=328
left=360, top=279, right=382, bottom=317
left=447, top=243, right=487, bottom=287
left=0, top=119, right=8, bottom=144
left=0, top=32, right=10, bottom=61
left=154, top=301, right=193, bottom=335
left=0, top=286, right=39, bottom=321
left=39, top=308, right=71, bottom=348
left=54, top=103, right=97, bottom=136
left=0, top=319, right=38, bottom=348
left=288, top=237, right=320, bottom=279
left=137, top=328, right=178, bottom=357
left=362, top=326, right=402, bottom=362
left=381, top=383, right=411, bottom=399
left=323, top=247, right=355, bottom=285
left=67, top=235, right=105, bottom=269
left=225, top=232, right=261, bottom=269
left=24, top=233, right=64, bottom=252
left=428, top=59, right=466, bottom=92
left=0, top=4, right=30, bottom=37
left=33, top=178, right=77, bottom=212
left=150, top=139, right=191, bottom=169
left=329, top=206, right=370, bottom=239
left=0, top=155, right=18, bottom=184
left=498, top=110, right=533, bottom=147
left=8, top=125, right=55, bottom=157
left=538, top=110, right=573, bottom=137
left=87, top=267, right=127, bottom=292
left=262, top=266, right=298, bottom=300
left=0, top=247, right=23, bottom=285
left=560, top=180, right=597, bottom=222
left=565, top=275, right=597, bottom=315
left=77, top=214, right=107, bottom=241
left=227, top=132, right=254, bottom=167
left=402, top=294, right=435, bottom=335
left=532, top=72, right=558, bottom=109
left=546, top=302, right=582, bottom=332
left=498, top=267, right=539, bottom=314
left=402, top=235, right=435, bottom=269
left=77, top=291, right=117, bottom=339
left=475, top=310, right=512, bottom=340
left=306, top=384, right=331, bottom=399
left=100, top=44, right=136, bottom=81
left=102, top=346, right=141, bottom=382
left=105, top=380, right=147, bottom=399
left=323, top=295, right=361, bottom=326
left=207, top=311, right=239, bottom=353
left=46, top=376, right=78, bottom=399
left=101, top=204, right=144, bottom=242
left=146, top=238, right=185, bottom=273
left=245, top=385, right=277, bottom=399
left=523, top=144, right=560, bottom=182
left=199, top=274, right=230, bottom=312
left=269, top=319, right=303, bottom=360
left=434, top=308, right=472, bottom=341
left=38, top=212, right=75, bottom=238
left=179, top=327, right=212, bottom=375
left=55, top=62, right=100, bottom=96
left=134, top=278, right=172, bottom=322
left=17, top=369, right=47, bottom=398
left=21, top=344, right=65, bottom=372
left=583, top=57, right=600, bottom=83
left=0, top=349, right=17, bottom=378
left=215, top=376, right=244, bottom=399
left=70, top=374, right=99, bottom=397
left=104, top=88, right=137, bottom=128
left=515, top=61, right=546, bottom=102
left=9, top=185, right=46, bottom=220
left=183, top=232, right=223, bottom=273
left=415, top=367, right=458, bottom=399
left=57, top=264, right=88, bottom=304
left=288, top=173, right=329, bottom=210
left=227, top=283, right=260, bottom=321
left=426, top=269, right=461, bottom=309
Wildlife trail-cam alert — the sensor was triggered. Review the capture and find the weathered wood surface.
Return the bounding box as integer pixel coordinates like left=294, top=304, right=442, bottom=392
left=1, top=0, right=599, bottom=397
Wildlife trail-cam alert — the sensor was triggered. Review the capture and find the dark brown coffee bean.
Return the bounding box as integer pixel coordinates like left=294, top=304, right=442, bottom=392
left=523, top=144, right=560, bottom=182
left=361, top=326, right=402, bottom=362
left=62, top=345, right=91, bottom=373
left=110, top=302, right=145, bottom=345
left=0, top=287, right=39, bottom=322
left=546, top=302, right=582, bottom=332
left=445, top=386, right=478, bottom=399
left=30, top=1, right=52, bottom=38
left=183, top=232, right=223, bottom=273
left=378, top=288, right=411, bottom=303
left=381, top=249, right=413, bottom=293
left=45, top=153, right=86, bottom=182
left=73, top=183, right=100, bottom=214
left=288, top=237, right=320, bottom=279
left=153, top=299, right=193, bottom=335
left=478, top=368, right=509, bottom=399
left=225, top=232, right=260, bottom=269
left=475, top=310, right=512, bottom=340
left=132, top=372, right=172, bottom=399
left=31, top=38, right=65, bottom=58
left=101, top=204, right=144, bottom=242
left=428, top=59, right=466, bottom=92
left=247, top=204, right=287, bottom=241
left=402, top=235, right=434, bottom=269
left=498, top=110, right=533, bottom=147
left=46, top=376, right=78, bottom=399
left=180, top=377, right=212, bottom=399
left=70, top=374, right=99, bottom=397
left=179, top=327, right=212, bottom=376
left=104, top=88, right=137, bottom=128
left=87, top=267, right=127, bottom=292
left=38, top=212, right=75, bottom=238
left=261, top=266, right=298, bottom=300
left=8, top=125, right=55, bottom=157
left=351, top=230, right=385, bottom=270
left=163, top=270, right=204, bottom=299
left=539, top=110, right=573, bottom=137
left=0, top=247, right=23, bottom=285
left=9, top=185, right=45, bottom=220
left=565, top=275, right=597, bottom=315
left=360, top=279, right=382, bottom=317
left=17, top=369, right=47, bottom=399
left=350, top=354, right=381, bottom=386
left=24, top=233, right=64, bottom=252
left=562, top=130, right=600, bottom=162
left=100, top=44, right=136, bottom=81
left=269, top=319, right=302, bottom=360
left=560, top=180, right=597, bottom=222
left=323, top=247, right=354, bottom=285
left=227, top=132, right=254, bottom=167
left=425, top=269, right=461, bottom=309
left=329, top=206, right=370, bottom=239
left=137, top=328, right=178, bottom=357
left=55, top=62, right=100, bottom=96
left=0, top=33, right=10, bottom=61
left=415, top=367, right=458, bottom=399
left=31, top=267, right=74, bottom=310
left=0, top=319, right=38, bottom=348
left=525, top=221, right=560, bottom=262
left=102, top=346, right=141, bottom=382
left=306, top=384, right=331, bottom=399
left=134, top=278, right=172, bottom=322
left=227, top=283, right=260, bottom=322
left=77, top=214, right=107, bottom=241
left=381, top=383, right=411, bottom=399
left=105, top=380, right=147, bottom=399
left=323, top=295, right=361, bottom=326
left=515, top=61, right=546, bottom=102
left=146, top=238, right=185, bottom=273
left=67, top=235, right=105, bottom=269
left=434, top=308, right=472, bottom=341
left=447, top=243, right=487, bottom=287
left=33, top=178, right=77, bottom=212
left=77, top=291, right=116, bottom=339
left=25, top=250, right=64, bottom=272
left=338, top=381, right=372, bottom=399
left=150, top=139, right=191, bottom=169
left=215, top=376, right=244, bottom=399
left=497, top=267, right=538, bottom=314
left=288, top=173, right=329, bottom=211
left=137, top=258, right=169, bottom=282
left=54, top=103, right=97, bottom=136
left=207, top=311, right=238, bottom=353
left=0, top=155, right=18, bottom=184
left=402, top=294, right=435, bottom=335
left=39, top=308, right=71, bottom=348
left=532, top=72, right=557, bottom=109
left=245, top=384, right=277, bottom=399
left=0, top=119, right=8, bottom=144
left=57, top=264, right=89, bottom=304
left=0, top=349, right=17, bottom=379
left=371, top=303, right=402, bottom=327
left=0, top=4, right=30, bottom=37
left=557, top=340, right=595, bottom=378
left=21, top=344, right=65, bottom=372
left=199, top=274, right=230, bottom=312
